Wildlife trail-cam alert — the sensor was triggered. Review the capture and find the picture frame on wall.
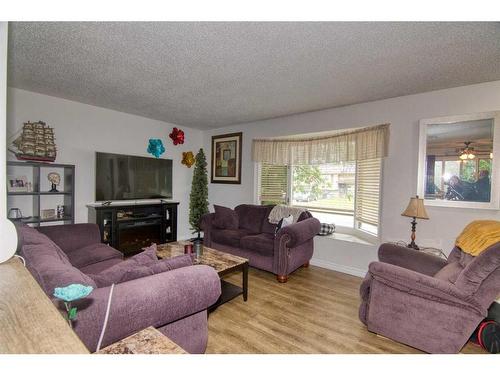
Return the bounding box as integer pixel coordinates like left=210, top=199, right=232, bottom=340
left=211, top=132, right=242, bottom=184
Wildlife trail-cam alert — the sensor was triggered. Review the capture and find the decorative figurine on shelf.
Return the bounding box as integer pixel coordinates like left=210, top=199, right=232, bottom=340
left=57, top=205, right=65, bottom=219
left=147, top=138, right=165, bottom=158
left=47, top=172, right=61, bottom=192
left=169, top=127, right=185, bottom=145
left=53, top=284, right=94, bottom=328
left=181, top=151, right=195, bottom=168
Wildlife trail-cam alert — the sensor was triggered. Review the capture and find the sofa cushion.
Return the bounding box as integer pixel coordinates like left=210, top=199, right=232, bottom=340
left=21, top=243, right=97, bottom=295
left=235, top=204, right=269, bottom=233
left=240, top=233, right=275, bottom=256
left=79, top=258, right=123, bottom=275
left=67, top=243, right=123, bottom=269
left=213, top=205, right=239, bottom=230
left=211, top=228, right=252, bottom=248
left=16, top=223, right=71, bottom=265
left=87, top=246, right=159, bottom=287
left=434, top=261, right=463, bottom=283
left=16, top=222, right=49, bottom=246
left=261, top=205, right=277, bottom=235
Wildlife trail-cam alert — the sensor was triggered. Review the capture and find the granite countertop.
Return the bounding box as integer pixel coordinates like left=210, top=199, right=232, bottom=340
left=97, top=326, right=187, bottom=354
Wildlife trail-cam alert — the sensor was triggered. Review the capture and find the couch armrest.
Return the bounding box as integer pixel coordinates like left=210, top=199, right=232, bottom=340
left=37, top=223, right=102, bottom=254
left=276, top=217, right=321, bottom=248
left=378, top=243, right=448, bottom=276
left=200, top=213, right=216, bottom=246
left=368, top=261, right=484, bottom=315
left=70, top=264, right=221, bottom=352
left=273, top=217, right=320, bottom=277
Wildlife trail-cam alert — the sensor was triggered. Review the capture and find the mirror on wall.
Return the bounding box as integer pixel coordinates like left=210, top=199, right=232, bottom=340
left=417, top=112, right=500, bottom=209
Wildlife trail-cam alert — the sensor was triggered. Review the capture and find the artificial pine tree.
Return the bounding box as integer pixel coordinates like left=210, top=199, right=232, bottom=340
left=189, top=148, right=209, bottom=239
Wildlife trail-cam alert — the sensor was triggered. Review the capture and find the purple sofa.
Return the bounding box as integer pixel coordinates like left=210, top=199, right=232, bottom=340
left=201, top=204, right=321, bottom=283
left=16, top=223, right=221, bottom=353
left=359, top=242, right=500, bottom=353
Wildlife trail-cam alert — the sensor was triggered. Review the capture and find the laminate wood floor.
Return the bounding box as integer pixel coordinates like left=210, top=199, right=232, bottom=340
left=206, top=265, right=485, bottom=354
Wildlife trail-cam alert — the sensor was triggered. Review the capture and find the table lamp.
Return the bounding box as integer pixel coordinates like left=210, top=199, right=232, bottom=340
left=401, top=195, right=429, bottom=250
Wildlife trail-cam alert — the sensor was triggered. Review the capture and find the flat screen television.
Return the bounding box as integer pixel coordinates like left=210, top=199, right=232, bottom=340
left=95, top=152, right=173, bottom=201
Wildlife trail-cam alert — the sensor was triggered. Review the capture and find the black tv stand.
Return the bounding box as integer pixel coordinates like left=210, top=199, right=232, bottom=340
left=87, top=201, right=179, bottom=256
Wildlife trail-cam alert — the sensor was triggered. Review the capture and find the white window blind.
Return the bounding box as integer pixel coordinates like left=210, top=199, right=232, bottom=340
left=355, top=158, right=382, bottom=229
left=259, top=163, right=288, bottom=205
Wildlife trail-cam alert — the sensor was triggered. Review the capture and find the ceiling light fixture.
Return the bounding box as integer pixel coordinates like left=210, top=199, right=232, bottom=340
left=459, top=141, right=475, bottom=160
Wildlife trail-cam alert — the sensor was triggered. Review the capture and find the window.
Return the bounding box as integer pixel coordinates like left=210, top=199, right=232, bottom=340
left=355, top=158, right=382, bottom=235
left=259, top=163, right=288, bottom=205
left=258, top=158, right=382, bottom=236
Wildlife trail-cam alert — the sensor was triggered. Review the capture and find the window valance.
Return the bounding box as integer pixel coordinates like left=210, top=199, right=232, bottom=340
left=252, top=123, right=390, bottom=165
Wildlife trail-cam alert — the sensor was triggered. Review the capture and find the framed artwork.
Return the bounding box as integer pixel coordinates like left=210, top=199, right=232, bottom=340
left=417, top=111, right=500, bottom=209
left=7, top=175, right=29, bottom=192
left=211, top=132, right=242, bottom=184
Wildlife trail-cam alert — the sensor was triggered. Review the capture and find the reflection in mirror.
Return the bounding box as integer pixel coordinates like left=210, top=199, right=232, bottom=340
left=424, top=119, right=493, bottom=203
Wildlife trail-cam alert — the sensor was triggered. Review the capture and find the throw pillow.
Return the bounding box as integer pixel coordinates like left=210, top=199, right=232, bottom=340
left=213, top=205, right=239, bottom=230
left=88, top=246, right=159, bottom=287
left=275, top=215, right=294, bottom=235
left=90, top=265, right=154, bottom=287
left=133, top=243, right=159, bottom=265
left=149, top=254, right=194, bottom=274
left=318, top=223, right=336, bottom=236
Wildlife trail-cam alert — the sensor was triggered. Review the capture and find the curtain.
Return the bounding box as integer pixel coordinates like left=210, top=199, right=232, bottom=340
left=252, top=124, right=389, bottom=165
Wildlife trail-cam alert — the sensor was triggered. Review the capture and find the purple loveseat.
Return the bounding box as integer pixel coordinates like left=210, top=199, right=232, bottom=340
left=201, top=204, right=321, bottom=283
left=16, top=223, right=221, bottom=353
left=359, top=242, right=500, bottom=353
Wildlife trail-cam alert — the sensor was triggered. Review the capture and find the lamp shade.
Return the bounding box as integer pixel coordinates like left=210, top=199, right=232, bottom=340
left=401, top=195, right=429, bottom=219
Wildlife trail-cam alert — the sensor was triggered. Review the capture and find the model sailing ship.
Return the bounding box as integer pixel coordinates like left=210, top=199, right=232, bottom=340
left=10, top=121, right=57, bottom=162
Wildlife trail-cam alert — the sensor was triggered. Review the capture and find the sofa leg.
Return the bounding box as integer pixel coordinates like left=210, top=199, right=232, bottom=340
left=303, top=261, right=310, bottom=268
left=277, top=275, right=288, bottom=283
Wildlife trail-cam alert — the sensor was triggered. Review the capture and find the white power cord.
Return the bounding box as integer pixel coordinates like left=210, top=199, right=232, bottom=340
left=14, top=254, right=26, bottom=266
left=96, top=283, right=115, bottom=352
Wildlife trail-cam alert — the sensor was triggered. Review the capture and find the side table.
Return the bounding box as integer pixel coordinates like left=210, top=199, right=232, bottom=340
left=419, top=247, right=447, bottom=259
left=388, top=241, right=447, bottom=259
left=97, top=326, right=187, bottom=354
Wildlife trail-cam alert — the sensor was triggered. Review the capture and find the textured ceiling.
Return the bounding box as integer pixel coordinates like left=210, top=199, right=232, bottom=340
left=8, top=22, right=500, bottom=129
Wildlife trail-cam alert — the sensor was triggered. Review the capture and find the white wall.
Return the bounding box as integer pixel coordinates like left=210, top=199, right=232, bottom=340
left=0, top=23, right=8, bottom=219
left=203, top=80, right=500, bottom=276
left=7, top=88, right=203, bottom=240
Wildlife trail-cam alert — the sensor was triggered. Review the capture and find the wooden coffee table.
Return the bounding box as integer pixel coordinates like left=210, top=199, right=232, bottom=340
left=156, top=241, right=249, bottom=309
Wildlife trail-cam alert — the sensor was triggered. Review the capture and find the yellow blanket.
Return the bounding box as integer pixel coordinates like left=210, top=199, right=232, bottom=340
left=455, top=220, right=500, bottom=256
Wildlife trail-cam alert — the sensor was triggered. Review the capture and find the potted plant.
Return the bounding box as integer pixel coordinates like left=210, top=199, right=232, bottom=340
left=189, top=148, right=209, bottom=242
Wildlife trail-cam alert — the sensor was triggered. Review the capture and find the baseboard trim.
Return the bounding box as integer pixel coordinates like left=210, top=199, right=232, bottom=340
left=310, top=258, right=367, bottom=278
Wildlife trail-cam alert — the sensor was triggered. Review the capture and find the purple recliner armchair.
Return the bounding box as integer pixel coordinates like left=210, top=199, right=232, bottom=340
left=16, top=223, right=221, bottom=353
left=359, top=242, right=500, bottom=353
